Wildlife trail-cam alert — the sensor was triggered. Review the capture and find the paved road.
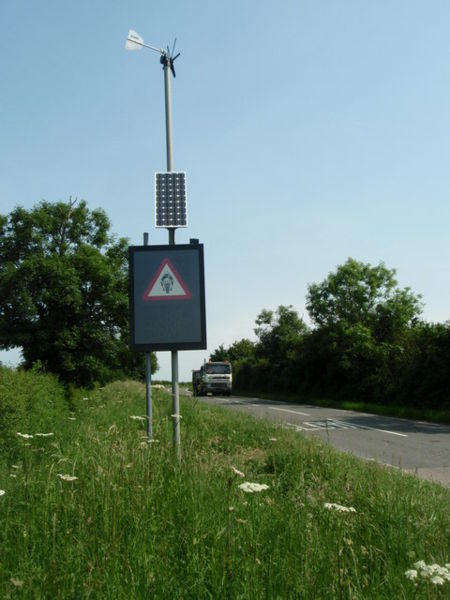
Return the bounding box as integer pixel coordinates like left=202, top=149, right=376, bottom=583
left=197, top=394, right=450, bottom=487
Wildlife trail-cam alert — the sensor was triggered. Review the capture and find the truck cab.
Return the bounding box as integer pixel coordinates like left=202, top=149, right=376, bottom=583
left=198, top=361, right=232, bottom=396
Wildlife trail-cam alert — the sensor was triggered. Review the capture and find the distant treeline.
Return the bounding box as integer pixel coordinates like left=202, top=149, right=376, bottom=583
left=211, top=259, right=450, bottom=411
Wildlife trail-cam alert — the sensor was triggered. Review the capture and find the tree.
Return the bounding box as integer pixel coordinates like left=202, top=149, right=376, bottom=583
left=255, top=305, right=308, bottom=360
left=305, top=259, right=423, bottom=398
left=0, top=199, right=157, bottom=386
left=209, top=344, right=228, bottom=362
left=306, top=258, right=422, bottom=339
left=248, top=306, right=308, bottom=392
left=210, top=339, right=255, bottom=364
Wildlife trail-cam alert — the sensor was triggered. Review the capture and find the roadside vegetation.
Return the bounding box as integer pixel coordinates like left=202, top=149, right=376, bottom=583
left=1, top=201, right=448, bottom=422
left=0, top=199, right=157, bottom=387
left=1, top=369, right=448, bottom=598
left=211, top=259, right=450, bottom=421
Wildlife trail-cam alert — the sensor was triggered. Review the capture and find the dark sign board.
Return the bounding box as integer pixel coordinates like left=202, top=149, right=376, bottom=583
left=129, top=244, right=206, bottom=351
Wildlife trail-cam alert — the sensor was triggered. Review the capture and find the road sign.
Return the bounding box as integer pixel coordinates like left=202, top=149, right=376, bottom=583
left=143, top=258, right=192, bottom=301
left=129, top=244, right=206, bottom=351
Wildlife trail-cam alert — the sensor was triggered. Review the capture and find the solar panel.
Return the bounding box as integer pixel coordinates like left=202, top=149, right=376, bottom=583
left=155, top=172, right=187, bottom=228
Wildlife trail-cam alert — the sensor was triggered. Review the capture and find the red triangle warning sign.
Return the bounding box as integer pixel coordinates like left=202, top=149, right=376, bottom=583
left=143, top=258, right=192, bottom=302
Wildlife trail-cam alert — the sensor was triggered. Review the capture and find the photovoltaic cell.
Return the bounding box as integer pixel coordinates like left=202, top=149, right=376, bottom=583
left=155, top=172, right=187, bottom=228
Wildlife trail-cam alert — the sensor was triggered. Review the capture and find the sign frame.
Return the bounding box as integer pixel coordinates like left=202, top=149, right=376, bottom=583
left=129, top=243, right=206, bottom=352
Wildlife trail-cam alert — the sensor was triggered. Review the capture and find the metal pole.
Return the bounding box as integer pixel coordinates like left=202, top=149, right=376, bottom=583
left=145, top=352, right=152, bottom=438
left=143, top=232, right=152, bottom=439
left=164, top=59, right=174, bottom=173
left=162, top=57, right=180, bottom=455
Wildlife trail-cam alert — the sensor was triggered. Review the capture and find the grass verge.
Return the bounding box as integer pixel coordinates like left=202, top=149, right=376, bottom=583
left=0, top=372, right=449, bottom=598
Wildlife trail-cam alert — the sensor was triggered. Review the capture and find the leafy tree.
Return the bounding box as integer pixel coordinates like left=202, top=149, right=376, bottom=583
left=0, top=199, right=157, bottom=386
left=245, top=306, right=307, bottom=392
left=209, top=344, right=228, bottom=362
left=227, top=338, right=256, bottom=363
left=306, top=258, right=422, bottom=340
left=210, top=339, right=255, bottom=363
left=255, top=305, right=308, bottom=360
left=395, top=322, right=450, bottom=409
left=305, top=259, right=422, bottom=398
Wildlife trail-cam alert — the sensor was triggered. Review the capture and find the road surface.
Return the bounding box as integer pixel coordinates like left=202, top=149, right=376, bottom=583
left=196, top=394, right=450, bottom=487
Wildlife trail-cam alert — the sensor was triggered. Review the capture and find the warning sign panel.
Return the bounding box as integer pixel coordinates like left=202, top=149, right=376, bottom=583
left=129, top=244, right=206, bottom=351
left=143, top=258, right=192, bottom=301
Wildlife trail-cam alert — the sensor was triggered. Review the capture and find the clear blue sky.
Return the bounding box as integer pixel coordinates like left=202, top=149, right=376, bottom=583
left=1, top=1, right=450, bottom=380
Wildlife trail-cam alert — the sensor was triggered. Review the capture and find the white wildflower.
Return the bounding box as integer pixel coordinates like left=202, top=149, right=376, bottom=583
left=68, top=417, right=77, bottom=421
left=324, top=502, right=356, bottom=513
left=57, top=474, right=78, bottom=482
left=238, top=482, right=270, bottom=493
left=171, top=414, right=182, bottom=419
left=405, top=569, right=418, bottom=580
left=420, top=565, right=434, bottom=578
left=130, top=416, right=146, bottom=422
left=17, top=432, right=33, bottom=439
left=432, top=565, right=448, bottom=577
left=35, top=433, right=54, bottom=437
left=0, top=490, right=5, bottom=497
left=408, top=561, right=450, bottom=584
left=269, top=437, right=277, bottom=441
left=231, top=466, right=245, bottom=478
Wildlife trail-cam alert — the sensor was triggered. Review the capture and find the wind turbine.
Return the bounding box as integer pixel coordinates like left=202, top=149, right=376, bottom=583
left=126, top=29, right=180, bottom=174
left=126, top=30, right=180, bottom=77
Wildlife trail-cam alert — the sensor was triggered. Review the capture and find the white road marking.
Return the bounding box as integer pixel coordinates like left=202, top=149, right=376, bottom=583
left=284, top=422, right=319, bottom=431
left=267, top=406, right=311, bottom=417
left=331, top=419, right=408, bottom=438
left=225, top=399, right=407, bottom=437
left=283, top=419, right=408, bottom=437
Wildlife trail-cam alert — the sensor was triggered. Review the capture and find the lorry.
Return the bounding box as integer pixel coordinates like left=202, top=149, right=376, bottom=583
left=192, top=360, right=232, bottom=396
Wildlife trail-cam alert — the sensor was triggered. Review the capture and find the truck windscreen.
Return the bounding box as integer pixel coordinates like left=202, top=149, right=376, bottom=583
left=205, top=364, right=231, bottom=374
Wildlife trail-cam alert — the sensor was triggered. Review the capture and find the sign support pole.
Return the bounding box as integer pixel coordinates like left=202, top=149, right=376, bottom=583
left=162, top=55, right=181, bottom=455
left=143, top=232, right=152, bottom=439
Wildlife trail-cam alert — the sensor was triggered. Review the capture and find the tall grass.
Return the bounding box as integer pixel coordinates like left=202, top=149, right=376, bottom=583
left=0, top=370, right=449, bottom=598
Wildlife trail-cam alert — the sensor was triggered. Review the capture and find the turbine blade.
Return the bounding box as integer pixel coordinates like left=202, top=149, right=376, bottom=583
left=125, top=29, right=144, bottom=51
